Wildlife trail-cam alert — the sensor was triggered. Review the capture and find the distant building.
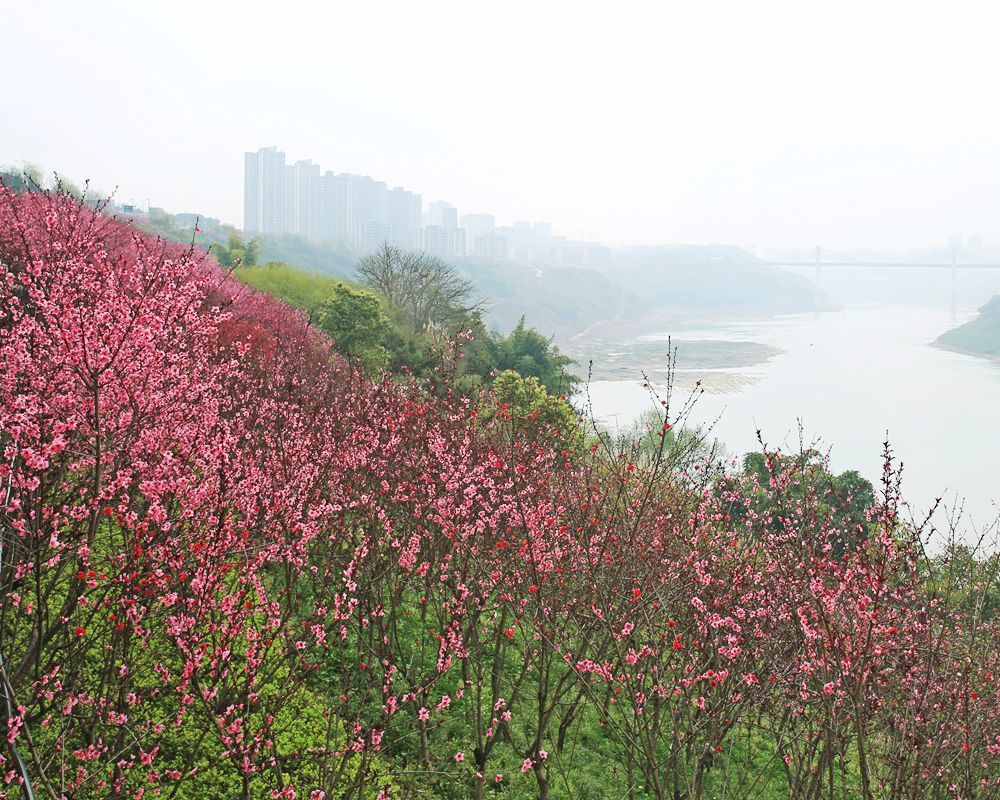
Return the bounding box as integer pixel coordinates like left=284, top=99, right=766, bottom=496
left=449, top=227, right=467, bottom=258
left=320, top=171, right=353, bottom=243
left=244, top=146, right=288, bottom=235
left=428, top=201, right=458, bottom=230
left=416, top=225, right=449, bottom=258
left=473, top=231, right=508, bottom=260
left=243, top=146, right=607, bottom=261
left=349, top=175, right=389, bottom=249
left=414, top=225, right=465, bottom=260
left=460, top=213, right=495, bottom=254
left=389, top=187, right=422, bottom=247
left=286, top=160, right=321, bottom=240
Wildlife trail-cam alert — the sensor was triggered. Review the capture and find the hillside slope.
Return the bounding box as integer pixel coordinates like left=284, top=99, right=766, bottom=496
left=936, top=295, right=1000, bottom=357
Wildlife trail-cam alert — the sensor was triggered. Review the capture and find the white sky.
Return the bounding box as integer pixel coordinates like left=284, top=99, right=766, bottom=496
left=4, top=0, right=1000, bottom=250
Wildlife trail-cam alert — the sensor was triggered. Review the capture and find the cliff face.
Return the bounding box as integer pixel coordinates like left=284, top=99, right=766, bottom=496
left=936, top=295, right=1000, bottom=357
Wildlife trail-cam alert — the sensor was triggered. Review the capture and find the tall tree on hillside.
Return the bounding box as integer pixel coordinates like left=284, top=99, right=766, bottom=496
left=491, top=316, right=577, bottom=394
left=317, top=283, right=390, bottom=372
left=356, top=243, right=482, bottom=334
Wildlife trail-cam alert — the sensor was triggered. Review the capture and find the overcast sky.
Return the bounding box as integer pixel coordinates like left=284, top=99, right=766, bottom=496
left=4, top=0, right=1000, bottom=250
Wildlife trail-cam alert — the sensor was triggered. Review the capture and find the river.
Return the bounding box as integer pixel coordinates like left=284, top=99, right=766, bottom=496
left=581, top=304, right=1000, bottom=539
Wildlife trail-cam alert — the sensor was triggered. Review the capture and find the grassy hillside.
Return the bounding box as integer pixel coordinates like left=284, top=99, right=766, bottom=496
left=233, top=263, right=357, bottom=316
left=936, top=295, right=1000, bottom=357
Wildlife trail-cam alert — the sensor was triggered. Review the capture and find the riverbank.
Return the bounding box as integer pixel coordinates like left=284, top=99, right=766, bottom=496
left=933, top=295, right=1000, bottom=359
left=561, top=309, right=784, bottom=383
left=931, top=339, right=1000, bottom=362
left=580, top=305, right=1000, bottom=535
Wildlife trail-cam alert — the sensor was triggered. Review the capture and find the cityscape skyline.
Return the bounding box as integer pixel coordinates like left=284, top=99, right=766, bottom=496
left=243, top=146, right=612, bottom=266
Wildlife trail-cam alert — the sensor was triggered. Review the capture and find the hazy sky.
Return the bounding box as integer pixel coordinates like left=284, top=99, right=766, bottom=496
left=5, top=0, right=1000, bottom=250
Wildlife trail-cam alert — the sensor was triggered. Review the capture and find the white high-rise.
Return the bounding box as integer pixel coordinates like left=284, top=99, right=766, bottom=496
left=428, top=201, right=458, bottom=230
left=287, top=160, right=321, bottom=240
left=244, top=146, right=287, bottom=235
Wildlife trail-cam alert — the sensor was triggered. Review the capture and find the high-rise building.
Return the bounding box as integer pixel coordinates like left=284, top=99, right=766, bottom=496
left=244, top=146, right=598, bottom=262
left=416, top=225, right=450, bottom=259
left=287, top=160, right=321, bottom=240
left=319, top=171, right=353, bottom=244
left=350, top=176, right=389, bottom=249
left=473, top=231, right=508, bottom=260
left=428, top=201, right=458, bottom=230
left=413, top=225, right=465, bottom=260
left=460, top=213, right=495, bottom=255
left=388, top=187, right=422, bottom=247
left=448, top=228, right=467, bottom=259
left=244, top=146, right=288, bottom=235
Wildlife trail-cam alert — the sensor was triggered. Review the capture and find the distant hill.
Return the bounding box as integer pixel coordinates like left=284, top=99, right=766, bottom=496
left=607, top=244, right=817, bottom=313
left=936, top=295, right=1000, bottom=358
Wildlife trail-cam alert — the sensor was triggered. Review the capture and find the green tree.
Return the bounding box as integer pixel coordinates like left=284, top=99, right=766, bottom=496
left=483, top=370, right=584, bottom=450
left=317, top=283, right=391, bottom=372
left=215, top=233, right=260, bottom=268
left=489, top=316, right=578, bottom=395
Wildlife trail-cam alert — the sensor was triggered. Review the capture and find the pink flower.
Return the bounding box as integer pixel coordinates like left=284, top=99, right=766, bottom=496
left=454, top=751, right=465, bottom=763
left=521, top=758, right=534, bottom=772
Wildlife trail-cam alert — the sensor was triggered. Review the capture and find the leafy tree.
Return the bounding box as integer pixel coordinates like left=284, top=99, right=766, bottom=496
left=489, top=316, right=577, bottom=395
left=214, top=233, right=260, bottom=268
left=317, top=283, right=391, bottom=372
left=483, top=369, right=584, bottom=450
left=356, top=243, right=482, bottom=334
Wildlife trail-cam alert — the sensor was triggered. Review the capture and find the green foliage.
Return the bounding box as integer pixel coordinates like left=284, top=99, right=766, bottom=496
left=925, top=542, right=1000, bottom=620
left=153, top=685, right=393, bottom=800
left=234, top=263, right=349, bottom=317
left=487, top=317, right=577, bottom=395
left=484, top=370, right=584, bottom=449
left=317, top=283, right=391, bottom=372
left=730, top=450, right=876, bottom=556
left=214, top=233, right=261, bottom=268
left=614, top=408, right=727, bottom=477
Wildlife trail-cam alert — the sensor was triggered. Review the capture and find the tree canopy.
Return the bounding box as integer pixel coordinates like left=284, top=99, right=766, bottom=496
left=317, top=283, right=390, bottom=372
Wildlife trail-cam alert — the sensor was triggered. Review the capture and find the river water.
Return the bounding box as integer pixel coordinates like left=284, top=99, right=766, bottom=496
left=582, top=305, right=1000, bottom=539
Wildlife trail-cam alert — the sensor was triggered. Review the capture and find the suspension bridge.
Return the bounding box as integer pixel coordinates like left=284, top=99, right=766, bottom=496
left=759, top=246, right=1000, bottom=317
